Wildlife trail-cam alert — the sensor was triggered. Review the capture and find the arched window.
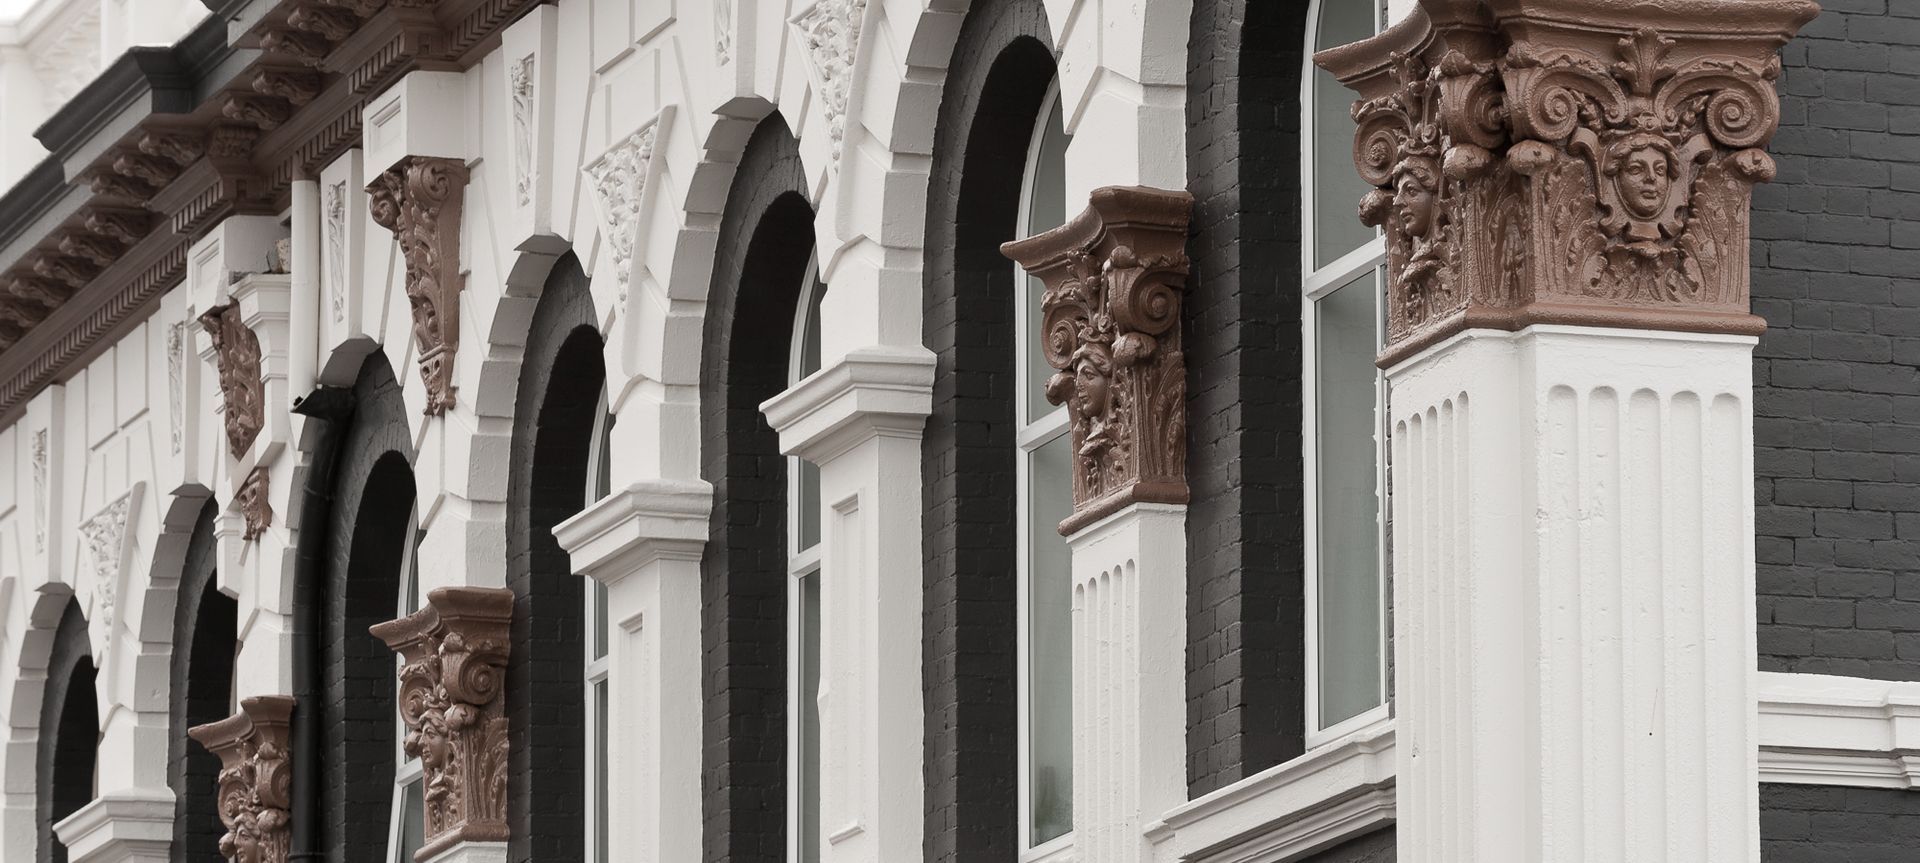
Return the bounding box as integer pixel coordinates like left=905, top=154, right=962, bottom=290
left=583, top=394, right=612, bottom=863
left=37, top=599, right=97, bottom=863
left=788, top=263, right=826, bottom=863
left=1015, top=82, right=1074, bottom=856
left=1302, top=0, right=1388, bottom=744
left=171, top=499, right=235, bottom=863
left=386, top=507, right=425, bottom=862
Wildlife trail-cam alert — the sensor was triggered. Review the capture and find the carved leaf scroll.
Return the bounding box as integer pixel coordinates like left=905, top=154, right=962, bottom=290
left=368, top=156, right=467, bottom=415
left=189, top=695, right=295, bottom=863
left=199, top=303, right=266, bottom=461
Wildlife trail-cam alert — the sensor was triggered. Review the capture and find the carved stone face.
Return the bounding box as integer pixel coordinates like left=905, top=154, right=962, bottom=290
left=1618, top=145, right=1672, bottom=221
left=1073, top=349, right=1112, bottom=419
left=1391, top=158, right=1439, bottom=239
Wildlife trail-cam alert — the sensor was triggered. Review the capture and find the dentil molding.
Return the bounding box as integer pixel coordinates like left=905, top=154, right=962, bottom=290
left=1001, top=186, right=1194, bottom=536
left=187, top=695, right=296, bottom=863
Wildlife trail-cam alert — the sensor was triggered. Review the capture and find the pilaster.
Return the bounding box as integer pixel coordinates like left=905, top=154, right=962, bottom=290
left=49, top=788, right=175, bottom=863
left=760, top=344, right=934, bottom=863
left=1314, top=1, right=1817, bottom=859
left=552, top=479, right=712, bottom=863
left=1002, top=185, right=1193, bottom=863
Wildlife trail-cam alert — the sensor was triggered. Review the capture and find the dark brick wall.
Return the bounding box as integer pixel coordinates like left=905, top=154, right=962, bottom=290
left=168, top=499, right=231, bottom=863
left=1304, top=826, right=1395, bottom=862
left=315, top=356, right=414, bottom=863
left=1184, top=0, right=1310, bottom=796
left=1754, top=0, right=1920, bottom=679
left=920, top=0, right=1048, bottom=857
left=36, top=599, right=95, bottom=863
left=505, top=253, right=599, bottom=863
left=698, top=113, right=810, bottom=863
left=1762, top=784, right=1920, bottom=860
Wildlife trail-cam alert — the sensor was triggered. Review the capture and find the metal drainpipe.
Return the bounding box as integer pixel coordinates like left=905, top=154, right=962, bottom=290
left=287, top=385, right=354, bottom=863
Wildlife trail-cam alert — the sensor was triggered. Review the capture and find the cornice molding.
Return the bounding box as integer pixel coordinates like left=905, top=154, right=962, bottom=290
left=552, top=478, right=715, bottom=586
left=33, top=46, right=195, bottom=160
left=758, top=344, right=936, bottom=466
left=1759, top=670, right=1920, bottom=790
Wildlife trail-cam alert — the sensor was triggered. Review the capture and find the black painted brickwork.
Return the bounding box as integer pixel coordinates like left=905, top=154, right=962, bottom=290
left=1184, top=0, right=1310, bottom=797
left=168, top=500, right=231, bottom=863
left=1762, top=784, right=1920, bottom=860
left=921, top=0, right=1048, bottom=857
left=36, top=599, right=95, bottom=863
left=698, top=114, right=810, bottom=863
left=1753, top=0, right=1920, bottom=680
left=505, top=253, right=598, bottom=863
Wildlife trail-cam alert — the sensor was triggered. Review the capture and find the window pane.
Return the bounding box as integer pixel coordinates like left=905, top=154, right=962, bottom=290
left=1023, top=96, right=1071, bottom=425
left=594, top=679, right=609, bottom=862
left=798, top=459, right=821, bottom=551
left=799, top=573, right=822, bottom=863
left=397, top=779, right=425, bottom=862
left=1027, top=433, right=1074, bottom=846
left=801, top=282, right=825, bottom=378
left=1312, top=0, right=1379, bottom=268
left=592, top=580, right=609, bottom=660
left=1314, top=269, right=1384, bottom=729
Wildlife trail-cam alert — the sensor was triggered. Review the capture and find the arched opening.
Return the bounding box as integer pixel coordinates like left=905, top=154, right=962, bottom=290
left=505, top=251, right=606, bottom=863
left=698, top=113, right=813, bottom=862
left=921, top=0, right=1058, bottom=855
left=37, top=599, right=97, bottom=863
left=170, top=499, right=234, bottom=863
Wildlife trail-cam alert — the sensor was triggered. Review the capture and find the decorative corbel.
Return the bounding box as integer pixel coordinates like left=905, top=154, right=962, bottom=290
left=1314, top=0, right=1818, bottom=366
left=223, top=93, right=294, bottom=131
left=367, top=156, right=467, bottom=415
left=84, top=168, right=155, bottom=201
left=252, top=69, right=323, bottom=106
left=139, top=130, right=205, bottom=167
left=369, top=587, right=513, bottom=862
left=8, top=277, right=69, bottom=308
left=83, top=208, right=152, bottom=246
left=112, top=151, right=181, bottom=188
left=236, top=466, right=273, bottom=541
left=59, top=233, right=122, bottom=268
left=1001, top=185, right=1194, bottom=535
left=188, top=695, right=295, bottom=863
left=198, top=303, right=266, bottom=461
left=33, top=254, right=98, bottom=289
left=287, top=3, right=361, bottom=40
left=260, top=28, right=332, bottom=66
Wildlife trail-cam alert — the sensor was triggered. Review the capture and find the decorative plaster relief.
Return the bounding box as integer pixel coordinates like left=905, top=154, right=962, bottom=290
left=188, top=695, right=295, bottom=863
left=325, top=180, right=347, bottom=323
left=582, top=117, right=660, bottom=297
left=368, top=156, right=468, bottom=415
left=369, top=587, right=514, bottom=862
left=31, top=429, right=45, bottom=553
left=79, top=484, right=141, bottom=634
left=714, top=0, right=732, bottom=65
left=236, top=466, right=273, bottom=542
left=511, top=55, right=535, bottom=208
left=168, top=321, right=185, bottom=453
left=1315, top=1, right=1810, bottom=365
left=198, top=303, right=266, bottom=460
left=791, top=0, right=867, bottom=163
left=1002, top=186, right=1194, bottom=535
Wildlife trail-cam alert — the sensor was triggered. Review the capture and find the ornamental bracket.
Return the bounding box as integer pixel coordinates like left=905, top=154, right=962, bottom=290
left=368, top=156, right=466, bottom=415
left=187, top=695, right=296, bottom=863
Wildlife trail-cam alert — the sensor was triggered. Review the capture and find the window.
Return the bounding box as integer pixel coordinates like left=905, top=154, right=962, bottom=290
left=788, top=264, right=827, bottom=863
left=1017, top=83, right=1074, bottom=859
left=1302, top=0, right=1389, bottom=745
left=584, top=399, right=614, bottom=863
left=388, top=513, right=426, bottom=862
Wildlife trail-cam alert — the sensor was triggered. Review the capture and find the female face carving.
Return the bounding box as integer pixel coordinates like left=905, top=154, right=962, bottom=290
left=1391, top=160, right=1438, bottom=239
left=1618, top=145, right=1672, bottom=220
left=1073, top=351, right=1112, bottom=419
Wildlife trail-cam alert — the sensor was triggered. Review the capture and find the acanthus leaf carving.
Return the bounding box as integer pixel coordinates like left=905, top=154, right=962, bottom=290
left=1002, top=186, right=1193, bottom=536
left=324, top=180, right=347, bottom=323
left=139, top=131, right=206, bottom=166
left=198, top=303, right=266, bottom=461
left=168, top=321, right=185, bottom=454
left=31, top=429, right=46, bottom=553
left=792, top=0, right=867, bottom=164
left=188, top=695, right=295, bottom=863
left=252, top=68, right=323, bottom=106
left=78, top=484, right=141, bottom=636
left=260, top=29, right=332, bottom=66
left=510, top=55, right=534, bottom=208
left=368, top=156, right=467, bottom=415
left=582, top=118, right=659, bottom=298
left=369, top=587, right=513, bottom=862
left=287, top=3, right=361, bottom=40
left=59, top=233, right=122, bottom=268
left=83, top=208, right=151, bottom=245
left=113, top=151, right=182, bottom=187
left=222, top=93, right=294, bottom=131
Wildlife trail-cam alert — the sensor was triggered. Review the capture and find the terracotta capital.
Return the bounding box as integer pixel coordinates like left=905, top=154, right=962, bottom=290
left=199, top=303, right=266, bottom=462
left=369, top=586, right=513, bottom=861
left=1002, top=186, right=1193, bottom=536
left=368, top=156, right=467, bottom=415
left=1315, top=0, right=1819, bottom=367
left=187, top=695, right=295, bottom=863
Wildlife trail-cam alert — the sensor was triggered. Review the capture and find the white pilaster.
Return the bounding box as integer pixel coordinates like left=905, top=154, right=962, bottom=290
left=760, top=345, right=932, bottom=863
left=552, top=479, right=710, bottom=863
left=1387, top=326, right=1757, bottom=862
left=423, top=841, right=508, bottom=863
left=50, top=788, right=174, bottom=863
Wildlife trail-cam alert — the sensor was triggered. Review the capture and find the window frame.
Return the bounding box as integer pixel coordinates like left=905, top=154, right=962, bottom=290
left=1300, top=0, right=1392, bottom=750
left=786, top=260, right=827, bottom=863
left=583, top=396, right=614, bottom=863
left=386, top=510, right=426, bottom=862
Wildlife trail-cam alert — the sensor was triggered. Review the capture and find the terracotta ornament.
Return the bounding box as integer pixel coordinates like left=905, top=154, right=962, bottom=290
left=1315, top=0, right=1818, bottom=367
left=1002, top=186, right=1193, bottom=536
left=367, top=156, right=467, bottom=415
left=187, top=695, right=295, bottom=863
left=198, top=303, right=266, bottom=461
left=237, top=466, right=273, bottom=541
left=369, top=587, right=513, bottom=861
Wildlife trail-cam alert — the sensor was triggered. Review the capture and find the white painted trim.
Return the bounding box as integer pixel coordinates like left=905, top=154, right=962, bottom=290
left=1147, top=717, right=1395, bottom=863
left=1759, top=671, right=1920, bottom=789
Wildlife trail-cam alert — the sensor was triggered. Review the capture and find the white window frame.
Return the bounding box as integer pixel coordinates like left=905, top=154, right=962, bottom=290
left=1300, top=0, right=1392, bottom=749
left=786, top=261, right=827, bottom=863
left=583, top=397, right=613, bottom=863
left=387, top=509, right=425, bottom=862
left=1016, top=80, right=1075, bottom=863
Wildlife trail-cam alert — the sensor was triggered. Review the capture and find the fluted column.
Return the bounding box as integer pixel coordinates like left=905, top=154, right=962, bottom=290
left=1314, top=1, right=1817, bottom=859
left=1002, top=186, right=1192, bottom=863
left=186, top=696, right=295, bottom=863
left=370, top=588, right=513, bottom=863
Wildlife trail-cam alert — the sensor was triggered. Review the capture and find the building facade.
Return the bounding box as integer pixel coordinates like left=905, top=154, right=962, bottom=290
left=0, top=0, right=1910, bottom=859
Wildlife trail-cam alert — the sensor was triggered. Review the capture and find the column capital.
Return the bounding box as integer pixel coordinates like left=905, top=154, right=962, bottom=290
left=186, top=695, right=295, bottom=863
left=369, top=587, right=513, bottom=862
left=50, top=787, right=177, bottom=863
left=552, top=478, right=714, bottom=584
left=1001, top=186, right=1193, bottom=536
left=759, top=344, right=935, bottom=465
left=367, top=155, right=467, bottom=415
left=1315, top=0, right=1819, bottom=367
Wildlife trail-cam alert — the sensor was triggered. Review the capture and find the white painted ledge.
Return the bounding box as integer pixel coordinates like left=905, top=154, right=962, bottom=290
left=51, top=787, right=175, bottom=863
left=1146, top=717, right=1395, bottom=863
left=1759, top=671, right=1920, bottom=789
left=552, top=477, right=713, bottom=583
left=759, top=344, right=935, bottom=463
